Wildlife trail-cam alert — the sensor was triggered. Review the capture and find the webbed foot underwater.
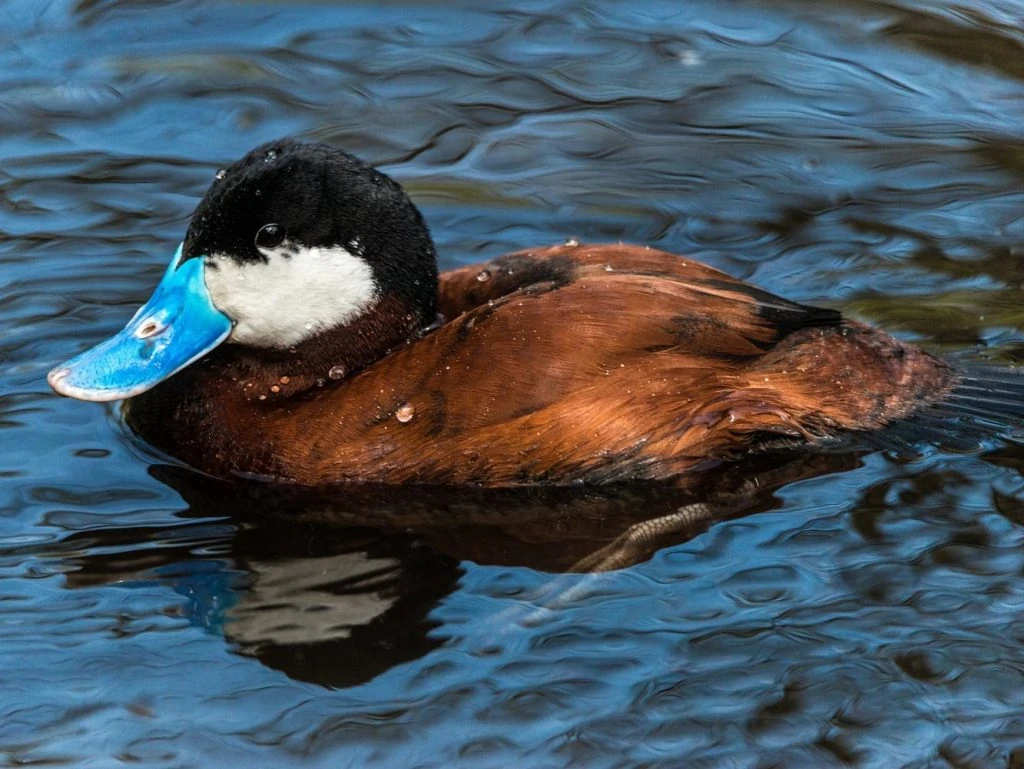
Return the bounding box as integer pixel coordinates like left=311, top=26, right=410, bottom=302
left=47, top=139, right=1021, bottom=486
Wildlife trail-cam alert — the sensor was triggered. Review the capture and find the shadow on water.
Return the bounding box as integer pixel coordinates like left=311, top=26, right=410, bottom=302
left=51, top=449, right=865, bottom=689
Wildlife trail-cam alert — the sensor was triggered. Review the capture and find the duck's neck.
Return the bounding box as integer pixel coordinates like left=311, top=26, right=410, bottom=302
left=125, top=294, right=429, bottom=474
left=213, top=294, right=430, bottom=401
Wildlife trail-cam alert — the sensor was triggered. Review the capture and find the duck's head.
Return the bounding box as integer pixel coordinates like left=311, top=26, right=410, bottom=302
left=49, top=140, right=438, bottom=401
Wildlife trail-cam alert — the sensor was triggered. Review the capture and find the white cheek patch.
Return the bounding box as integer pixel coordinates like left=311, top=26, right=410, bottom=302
left=203, top=242, right=379, bottom=348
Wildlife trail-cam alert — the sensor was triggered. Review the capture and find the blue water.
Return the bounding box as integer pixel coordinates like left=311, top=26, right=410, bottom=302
left=5, top=1, right=1024, bottom=766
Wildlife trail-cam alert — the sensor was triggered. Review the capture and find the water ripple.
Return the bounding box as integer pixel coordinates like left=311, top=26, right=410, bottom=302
left=4, top=0, right=1024, bottom=767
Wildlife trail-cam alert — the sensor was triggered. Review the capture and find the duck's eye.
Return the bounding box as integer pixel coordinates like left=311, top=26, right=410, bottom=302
left=255, top=223, right=285, bottom=250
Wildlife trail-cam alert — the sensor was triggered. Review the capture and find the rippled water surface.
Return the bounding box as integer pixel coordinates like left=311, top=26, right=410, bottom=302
left=5, top=1, right=1024, bottom=766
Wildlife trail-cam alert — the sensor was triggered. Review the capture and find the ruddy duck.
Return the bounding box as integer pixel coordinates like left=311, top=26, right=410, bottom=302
left=47, top=139, right=1014, bottom=486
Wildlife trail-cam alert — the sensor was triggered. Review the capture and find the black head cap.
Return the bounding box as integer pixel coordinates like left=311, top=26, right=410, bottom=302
left=183, top=139, right=438, bottom=325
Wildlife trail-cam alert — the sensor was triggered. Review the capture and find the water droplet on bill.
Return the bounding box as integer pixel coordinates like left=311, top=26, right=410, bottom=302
left=395, top=402, right=415, bottom=423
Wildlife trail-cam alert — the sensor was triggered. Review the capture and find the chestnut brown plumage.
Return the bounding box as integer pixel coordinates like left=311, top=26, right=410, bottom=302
left=126, top=243, right=958, bottom=485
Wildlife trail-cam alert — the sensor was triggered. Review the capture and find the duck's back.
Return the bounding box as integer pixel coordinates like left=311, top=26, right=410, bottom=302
left=128, top=244, right=955, bottom=486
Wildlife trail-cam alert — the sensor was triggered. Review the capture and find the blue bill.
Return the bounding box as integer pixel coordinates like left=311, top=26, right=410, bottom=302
left=48, top=245, right=232, bottom=402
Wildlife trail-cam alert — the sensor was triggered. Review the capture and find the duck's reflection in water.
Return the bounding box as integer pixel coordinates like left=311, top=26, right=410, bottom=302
left=222, top=527, right=460, bottom=689
left=58, top=449, right=863, bottom=688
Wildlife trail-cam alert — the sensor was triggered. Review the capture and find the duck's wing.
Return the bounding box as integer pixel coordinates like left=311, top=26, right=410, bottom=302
left=438, top=243, right=840, bottom=335
left=283, top=245, right=950, bottom=485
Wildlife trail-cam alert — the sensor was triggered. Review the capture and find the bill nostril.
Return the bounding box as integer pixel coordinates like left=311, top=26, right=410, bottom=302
left=137, top=320, right=162, bottom=339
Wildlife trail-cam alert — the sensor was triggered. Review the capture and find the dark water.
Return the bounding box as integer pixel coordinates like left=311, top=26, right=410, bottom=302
left=5, top=0, right=1024, bottom=766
